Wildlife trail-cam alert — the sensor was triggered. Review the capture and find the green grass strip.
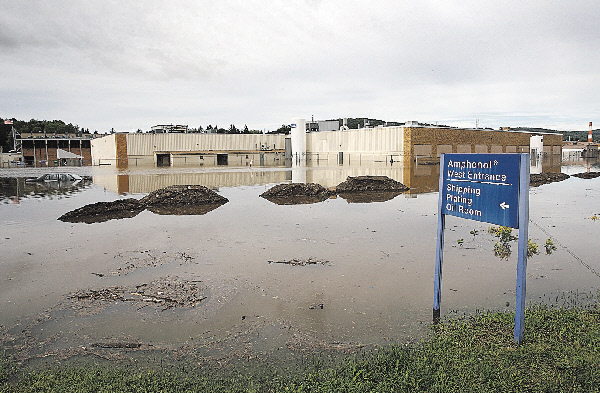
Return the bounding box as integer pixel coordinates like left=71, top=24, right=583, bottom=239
left=3, top=305, right=600, bottom=392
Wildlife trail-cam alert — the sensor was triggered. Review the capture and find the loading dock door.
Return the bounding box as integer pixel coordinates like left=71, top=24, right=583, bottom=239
left=156, top=153, right=171, bottom=166
left=217, top=154, right=228, bottom=165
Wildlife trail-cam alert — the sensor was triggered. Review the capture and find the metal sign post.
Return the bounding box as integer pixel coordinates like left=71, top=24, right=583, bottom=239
left=434, top=153, right=530, bottom=343
left=514, top=154, right=530, bottom=343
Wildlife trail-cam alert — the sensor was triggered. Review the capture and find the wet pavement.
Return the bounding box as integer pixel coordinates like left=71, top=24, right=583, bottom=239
left=1, top=158, right=599, bottom=365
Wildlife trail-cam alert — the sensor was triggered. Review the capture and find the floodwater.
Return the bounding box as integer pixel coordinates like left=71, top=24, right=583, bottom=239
left=1, top=157, right=599, bottom=365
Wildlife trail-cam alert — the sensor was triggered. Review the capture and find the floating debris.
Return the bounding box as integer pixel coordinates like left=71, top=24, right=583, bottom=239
left=268, top=257, right=331, bottom=266
left=91, top=342, right=141, bottom=349
left=66, top=276, right=207, bottom=313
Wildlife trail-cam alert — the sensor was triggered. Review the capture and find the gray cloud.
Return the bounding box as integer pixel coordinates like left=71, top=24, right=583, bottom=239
left=1, top=0, right=599, bottom=131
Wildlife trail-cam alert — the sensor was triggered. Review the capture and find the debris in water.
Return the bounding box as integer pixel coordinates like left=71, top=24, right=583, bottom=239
left=268, top=257, right=331, bottom=266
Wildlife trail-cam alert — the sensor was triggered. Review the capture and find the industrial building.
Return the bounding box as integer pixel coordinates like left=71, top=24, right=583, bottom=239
left=18, top=133, right=95, bottom=167
left=150, top=124, right=189, bottom=133
left=91, top=133, right=287, bottom=167
left=90, top=121, right=563, bottom=168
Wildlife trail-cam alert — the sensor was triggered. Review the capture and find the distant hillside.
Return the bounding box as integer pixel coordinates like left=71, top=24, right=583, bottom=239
left=325, top=118, right=444, bottom=129
left=511, top=127, right=561, bottom=134
left=510, top=127, right=598, bottom=142
left=560, top=130, right=599, bottom=142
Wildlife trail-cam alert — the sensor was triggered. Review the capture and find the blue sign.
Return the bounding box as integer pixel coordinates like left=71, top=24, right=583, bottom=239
left=441, top=153, right=521, bottom=228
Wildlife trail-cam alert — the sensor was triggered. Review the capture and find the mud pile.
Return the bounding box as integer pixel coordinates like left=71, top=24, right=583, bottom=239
left=335, top=176, right=409, bottom=202
left=140, top=185, right=228, bottom=206
left=335, top=175, right=409, bottom=193
left=58, top=199, right=145, bottom=224
left=261, top=183, right=331, bottom=198
left=59, top=185, right=228, bottom=223
left=530, top=172, right=570, bottom=187
left=572, top=171, right=600, bottom=179
left=260, top=176, right=410, bottom=205
left=260, top=183, right=332, bottom=205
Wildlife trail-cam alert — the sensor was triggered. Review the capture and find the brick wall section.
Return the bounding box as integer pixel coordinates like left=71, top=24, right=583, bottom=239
left=115, top=133, right=129, bottom=168
left=404, top=127, right=563, bottom=157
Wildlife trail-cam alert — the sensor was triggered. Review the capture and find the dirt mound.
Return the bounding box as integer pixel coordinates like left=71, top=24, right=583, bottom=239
left=261, top=183, right=331, bottom=198
left=572, top=171, right=600, bottom=179
left=59, top=185, right=229, bottom=223
left=260, top=183, right=332, bottom=205
left=335, top=175, right=409, bottom=193
left=530, top=172, right=570, bottom=187
left=261, top=177, right=408, bottom=205
left=58, top=199, right=145, bottom=224
left=140, top=185, right=228, bottom=206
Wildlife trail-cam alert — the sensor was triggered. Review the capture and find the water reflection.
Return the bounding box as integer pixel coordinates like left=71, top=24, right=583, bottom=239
left=0, top=176, right=92, bottom=203
left=87, top=154, right=569, bottom=198
left=94, top=170, right=290, bottom=194
left=0, top=155, right=575, bottom=203
left=338, top=191, right=404, bottom=203
left=147, top=203, right=226, bottom=216
left=261, top=195, right=333, bottom=205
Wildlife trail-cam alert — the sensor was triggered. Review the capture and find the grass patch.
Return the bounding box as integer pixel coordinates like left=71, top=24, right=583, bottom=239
left=3, top=305, right=600, bottom=392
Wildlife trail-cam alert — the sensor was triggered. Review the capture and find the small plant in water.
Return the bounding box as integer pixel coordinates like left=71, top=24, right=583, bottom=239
left=457, top=238, right=464, bottom=247
left=490, top=226, right=516, bottom=260
left=527, top=239, right=539, bottom=257
left=545, top=238, right=557, bottom=254
left=590, top=215, right=599, bottom=221
left=489, top=226, right=540, bottom=260
left=469, top=229, right=479, bottom=239
left=488, top=226, right=517, bottom=242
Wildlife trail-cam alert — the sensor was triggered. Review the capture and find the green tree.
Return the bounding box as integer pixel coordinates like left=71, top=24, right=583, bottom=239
left=0, top=119, right=12, bottom=152
left=276, top=124, right=291, bottom=134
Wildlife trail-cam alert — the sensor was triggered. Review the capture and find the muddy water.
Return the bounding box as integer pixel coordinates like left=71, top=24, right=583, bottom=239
left=1, top=158, right=599, bottom=364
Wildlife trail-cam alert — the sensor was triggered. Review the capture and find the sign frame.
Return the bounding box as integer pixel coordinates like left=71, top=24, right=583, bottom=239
left=433, top=153, right=530, bottom=344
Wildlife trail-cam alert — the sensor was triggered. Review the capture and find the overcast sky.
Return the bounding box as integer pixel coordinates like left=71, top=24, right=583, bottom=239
left=1, top=1, right=598, bottom=132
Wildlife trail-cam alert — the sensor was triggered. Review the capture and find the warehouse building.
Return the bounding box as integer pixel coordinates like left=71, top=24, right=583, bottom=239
left=90, top=122, right=563, bottom=168
left=91, top=133, right=287, bottom=167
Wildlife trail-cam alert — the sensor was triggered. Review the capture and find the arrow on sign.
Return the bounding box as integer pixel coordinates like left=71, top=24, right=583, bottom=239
left=500, top=202, right=510, bottom=210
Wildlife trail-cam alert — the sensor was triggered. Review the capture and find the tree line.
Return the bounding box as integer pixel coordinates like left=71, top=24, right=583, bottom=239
left=2, top=117, right=593, bottom=153
left=187, top=124, right=263, bottom=134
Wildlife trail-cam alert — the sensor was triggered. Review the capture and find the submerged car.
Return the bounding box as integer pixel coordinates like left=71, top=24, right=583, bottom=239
left=26, top=173, right=84, bottom=184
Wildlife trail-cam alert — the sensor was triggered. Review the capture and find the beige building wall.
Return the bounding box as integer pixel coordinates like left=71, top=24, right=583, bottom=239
left=125, top=133, right=286, bottom=156
left=90, top=134, right=118, bottom=165
left=306, top=127, right=404, bottom=155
